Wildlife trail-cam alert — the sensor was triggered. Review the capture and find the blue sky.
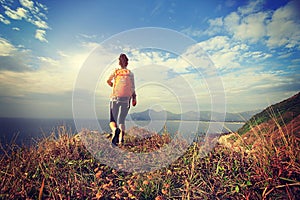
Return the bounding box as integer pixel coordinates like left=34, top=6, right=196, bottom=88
left=0, top=0, right=299, bottom=118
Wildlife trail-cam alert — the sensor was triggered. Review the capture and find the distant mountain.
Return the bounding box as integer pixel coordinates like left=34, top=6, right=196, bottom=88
left=237, top=92, right=300, bottom=135
left=129, top=109, right=260, bottom=122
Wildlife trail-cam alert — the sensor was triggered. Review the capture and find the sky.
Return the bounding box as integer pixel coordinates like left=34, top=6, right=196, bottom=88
left=0, top=0, right=299, bottom=119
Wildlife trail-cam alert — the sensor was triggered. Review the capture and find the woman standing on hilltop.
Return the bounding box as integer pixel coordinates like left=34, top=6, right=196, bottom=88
left=107, top=53, right=137, bottom=146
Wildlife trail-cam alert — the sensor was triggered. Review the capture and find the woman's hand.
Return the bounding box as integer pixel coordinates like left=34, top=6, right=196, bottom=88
left=132, top=98, right=137, bottom=107
left=107, top=80, right=113, bottom=87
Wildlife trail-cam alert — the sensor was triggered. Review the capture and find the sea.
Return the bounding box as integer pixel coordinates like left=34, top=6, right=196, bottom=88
left=0, top=117, right=245, bottom=150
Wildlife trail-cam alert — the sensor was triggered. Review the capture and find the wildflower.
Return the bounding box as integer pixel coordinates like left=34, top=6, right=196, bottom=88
left=95, top=191, right=103, bottom=199
left=143, top=180, right=149, bottom=185
left=129, top=184, right=137, bottom=191
left=102, top=181, right=113, bottom=190
left=127, top=179, right=133, bottom=185
left=95, top=170, right=102, bottom=179
left=122, top=185, right=129, bottom=192
left=115, top=193, right=122, bottom=199
left=128, top=192, right=136, bottom=199
left=155, top=195, right=164, bottom=200
left=161, top=188, right=168, bottom=195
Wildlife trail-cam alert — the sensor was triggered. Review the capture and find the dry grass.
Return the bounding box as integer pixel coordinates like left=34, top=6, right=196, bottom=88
left=0, top=116, right=299, bottom=199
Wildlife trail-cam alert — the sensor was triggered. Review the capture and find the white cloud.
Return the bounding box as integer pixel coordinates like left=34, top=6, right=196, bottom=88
left=0, top=41, right=94, bottom=97
left=208, top=17, right=223, bottom=27
left=197, top=36, right=231, bottom=52
left=19, top=0, right=34, bottom=10
left=223, top=11, right=240, bottom=33
left=202, top=17, right=224, bottom=36
left=221, top=67, right=299, bottom=112
left=181, top=27, right=204, bottom=38
left=80, top=41, right=99, bottom=50
left=128, top=49, right=201, bottom=75
left=266, top=1, right=300, bottom=49
left=36, top=2, right=48, bottom=11
left=78, top=34, right=98, bottom=40
left=243, top=51, right=272, bottom=59
left=196, top=0, right=300, bottom=51
left=31, top=18, right=49, bottom=29
left=196, top=36, right=248, bottom=69
left=179, top=1, right=299, bottom=112
left=0, top=13, right=10, bottom=24
left=0, top=38, right=32, bottom=71
left=2, top=1, right=50, bottom=42
left=222, top=10, right=269, bottom=43
left=291, top=58, right=300, bottom=63
left=38, top=56, right=59, bottom=66
left=35, top=29, right=48, bottom=42
left=0, top=38, right=16, bottom=56
left=232, top=12, right=268, bottom=42
left=186, top=34, right=274, bottom=72
left=4, top=6, right=28, bottom=20
left=237, top=0, right=264, bottom=15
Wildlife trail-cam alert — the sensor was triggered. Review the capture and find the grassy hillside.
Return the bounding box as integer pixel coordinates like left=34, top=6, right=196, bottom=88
left=1, top=122, right=299, bottom=199
left=238, top=92, right=300, bottom=135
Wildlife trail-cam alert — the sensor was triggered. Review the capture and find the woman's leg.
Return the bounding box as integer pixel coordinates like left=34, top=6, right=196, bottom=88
left=119, top=124, right=125, bottom=143
left=118, top=102, right=130, bottom=144
left=109, top=101, right=118, bottom=132
left=110, top=101, right=121, bottom=145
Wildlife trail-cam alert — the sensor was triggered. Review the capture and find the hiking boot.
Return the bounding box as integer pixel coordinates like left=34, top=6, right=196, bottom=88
left=112, top=128, right=120, bottom=146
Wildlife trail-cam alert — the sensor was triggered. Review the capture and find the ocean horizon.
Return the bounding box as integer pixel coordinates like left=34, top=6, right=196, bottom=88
left=0, top=117, right=244, bottom=149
